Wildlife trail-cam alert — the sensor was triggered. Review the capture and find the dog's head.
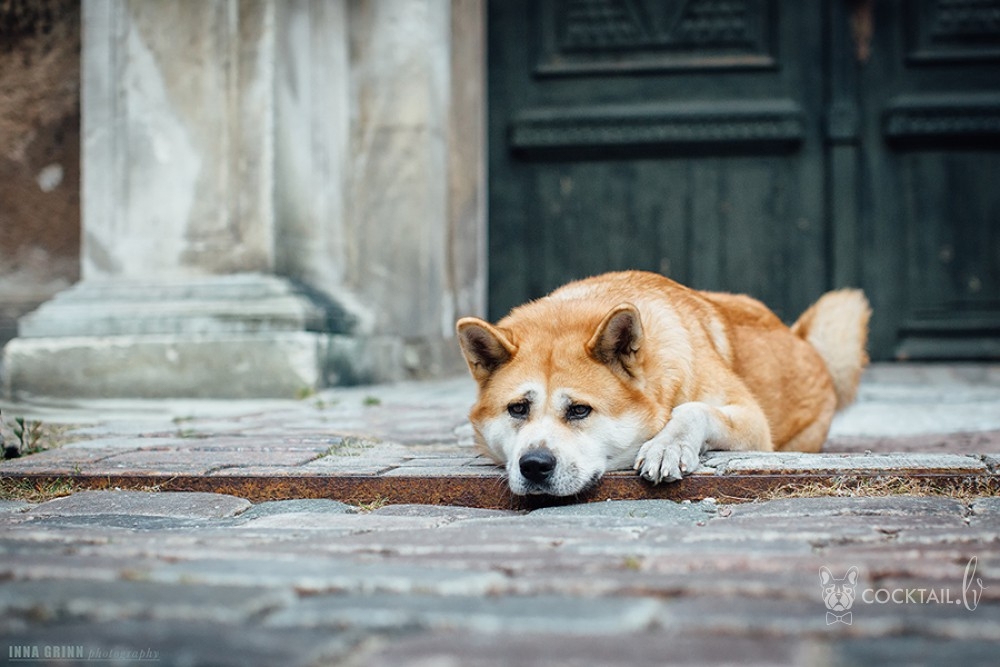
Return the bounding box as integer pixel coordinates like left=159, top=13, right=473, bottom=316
left=819, top=567, right=858, bottom=611
left=456, top=302, right=662, bottom=496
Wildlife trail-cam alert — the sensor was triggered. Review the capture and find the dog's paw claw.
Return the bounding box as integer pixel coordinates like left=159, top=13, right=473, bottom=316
left=634, top=439, right=700, bottom=485
left=634, top=403, right=710, bottom=484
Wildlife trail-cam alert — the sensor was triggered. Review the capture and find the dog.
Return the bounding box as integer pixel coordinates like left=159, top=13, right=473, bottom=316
left=456, top=271, right=870, bottom=496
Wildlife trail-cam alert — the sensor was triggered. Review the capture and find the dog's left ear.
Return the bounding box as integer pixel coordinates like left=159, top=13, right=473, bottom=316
left=456, top=317, right=518, bottom=385
left=587, top=303, right=643, bottom=380
left=845, top=566, right=859, bottom=586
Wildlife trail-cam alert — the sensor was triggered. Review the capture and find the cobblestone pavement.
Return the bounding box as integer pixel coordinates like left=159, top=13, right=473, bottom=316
left=1, top=364, right=999, bottom=665
left=1, top=493, right=998, bottom=666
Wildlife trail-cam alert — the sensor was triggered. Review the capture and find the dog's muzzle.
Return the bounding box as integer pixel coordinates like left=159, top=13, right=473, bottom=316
left=512, top=447, right=603, bottom=496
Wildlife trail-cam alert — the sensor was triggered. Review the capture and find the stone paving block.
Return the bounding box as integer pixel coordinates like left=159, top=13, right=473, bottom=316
left=0, top=551, right=165, bottom=585
left=830, top=638, right=1000, bottom=667
left=149, top=558, right=508, bottom=596
left=890, top=528, right=1000, bottom=547
left=370, top=504, right=521, bottom=519
left=93, top=448, right=323, bottom=473
left=319, top=521, right=649, bottom=567
left=396, top=456, right=482, bottom=467
left=969, top=497, right=1000, bottom=520
left=638, top=535, right=819, bottom=558
left=235, top=512, right=448, bottom=531
left=446, top=512, right=655, bottom=539
left=381, top=465, right=501, bottom=477
left=657, top=522, right=880, bottom=550
left=302, top=453, right=407, bottom=471
left=499, top=563, right=823, bottom=601
left=827, top=430, right=1000, bottom=455
left=723, top=497, right=968, bottom=520
left=845, top=602, right=1000, bottom=642
left=466, top=455, right=502, bottom=466
left=677, top=515, right=971, bottom=551
left=344, top=629, right=807, bottom=667
left=64, top=421, right=176, bottom=439
left=61, top=436, right=190, bottom=450
left=29, top=491, right=251, bottom=519
left=205, top=465, right=373, bottom=477
left=23, top=514, right=228, bottom=532
left=719, top=452, right=987, bottom=474
left=0, top=579, right=294, bottom=626
left=167, top=435, right=336, bottom=452
left=264, top=592, right=662, bottom=635
left=636, top=559, right=824, bottom=599
left=235, top=499, right=358, bottom=521
left=528, top=499, right=717, bottom=522
left=0, top=500, right=33, bottom=514
left=397, top=449, right=481, bottom=459
left=0, top=447, right=119, bottom=472
left=658, top=597, right=829, bottom=637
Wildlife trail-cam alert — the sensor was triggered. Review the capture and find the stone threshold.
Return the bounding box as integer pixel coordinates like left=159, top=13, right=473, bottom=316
left=3, top=451, right=996, bottom=511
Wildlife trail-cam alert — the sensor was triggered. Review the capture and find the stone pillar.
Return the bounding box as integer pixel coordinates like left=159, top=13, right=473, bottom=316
left=1, top=0, right=486, bottom=399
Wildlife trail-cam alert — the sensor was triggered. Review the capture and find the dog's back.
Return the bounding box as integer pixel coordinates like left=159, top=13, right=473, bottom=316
left=703, top=288, right=870, bottom=452
left=545, top=273, right=870, bottom=453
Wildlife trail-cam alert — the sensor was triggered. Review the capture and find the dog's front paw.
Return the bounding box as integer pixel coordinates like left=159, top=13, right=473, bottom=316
left=634, top=403, right=709, bottom=484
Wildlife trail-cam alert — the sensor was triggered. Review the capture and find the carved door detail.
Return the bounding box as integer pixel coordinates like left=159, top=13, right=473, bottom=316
left=537, top=0, right=776, bottom=74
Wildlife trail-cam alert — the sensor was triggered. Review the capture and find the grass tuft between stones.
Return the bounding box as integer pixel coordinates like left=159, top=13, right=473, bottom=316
left=1, top=412, right=84, bottom=460
left=744, top=475, right=998, bottom=504
left=0, top=477, right=79, bottom=503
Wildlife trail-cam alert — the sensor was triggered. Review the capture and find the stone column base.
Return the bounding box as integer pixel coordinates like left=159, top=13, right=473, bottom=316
left=1, top=275, right=464, bottom=399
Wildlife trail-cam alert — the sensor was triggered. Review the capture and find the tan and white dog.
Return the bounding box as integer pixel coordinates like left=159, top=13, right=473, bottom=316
left=456, top=271, right=870, bottom=496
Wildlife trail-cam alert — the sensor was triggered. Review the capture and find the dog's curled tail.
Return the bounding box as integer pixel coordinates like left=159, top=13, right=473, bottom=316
left=792, top=289, right=872, bottom=411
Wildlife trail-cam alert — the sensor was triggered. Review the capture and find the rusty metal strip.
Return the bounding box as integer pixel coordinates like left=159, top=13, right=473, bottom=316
left=3, top=470, right=997, bottom=510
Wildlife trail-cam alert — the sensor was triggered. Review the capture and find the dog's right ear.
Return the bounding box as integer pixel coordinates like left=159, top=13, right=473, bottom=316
left=456, top=318, right=518, bottom=385
left=819, top=567, right=834, bottom=586
left=588, top=303, right=643, bottom=380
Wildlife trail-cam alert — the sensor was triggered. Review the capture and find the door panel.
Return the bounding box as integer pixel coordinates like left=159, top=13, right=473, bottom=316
left=859, top=0, right=1000, bottom=358
left=489, top=0, right=825, bottom=323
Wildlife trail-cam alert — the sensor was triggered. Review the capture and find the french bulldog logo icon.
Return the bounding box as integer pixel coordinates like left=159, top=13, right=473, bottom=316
left=820, top=566, right=858, bottom=625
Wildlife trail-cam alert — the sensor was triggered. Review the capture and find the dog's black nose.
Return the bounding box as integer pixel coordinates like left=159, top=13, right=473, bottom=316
left=519, top=448, right=556, bottom=484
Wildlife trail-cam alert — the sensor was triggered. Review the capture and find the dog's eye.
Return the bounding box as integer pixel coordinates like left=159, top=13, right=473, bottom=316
left=566, top=403, right=592, bottom=421
left=507, top=401, right=530, bottom=419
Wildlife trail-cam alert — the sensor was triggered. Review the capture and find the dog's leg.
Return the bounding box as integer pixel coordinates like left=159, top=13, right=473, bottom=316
left=634, top=401, right=770, bottom=483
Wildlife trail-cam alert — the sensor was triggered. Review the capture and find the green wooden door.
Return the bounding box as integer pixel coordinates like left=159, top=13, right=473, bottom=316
left=845, top=0, right=1000, bottom=359
left=488, top=0, right=1000, bottom=360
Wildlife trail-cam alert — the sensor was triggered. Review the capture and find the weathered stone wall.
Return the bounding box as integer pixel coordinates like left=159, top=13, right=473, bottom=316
left=2, top=0, right=486, bottom=398
left=274, top=0, right=485, bottom=345
left=0, top=1, right=81, bottom=348
left=82, top=0, right=277, bottom=279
